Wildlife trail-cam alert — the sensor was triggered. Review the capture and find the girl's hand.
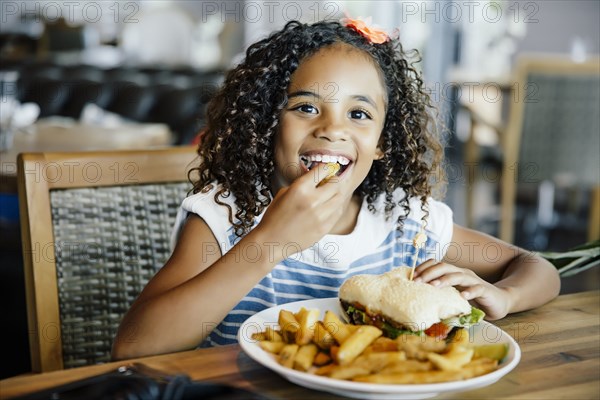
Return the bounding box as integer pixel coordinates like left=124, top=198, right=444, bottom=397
left=251, top=166, right=351, bottom=259
left=413, top=259, right=512, bottom=320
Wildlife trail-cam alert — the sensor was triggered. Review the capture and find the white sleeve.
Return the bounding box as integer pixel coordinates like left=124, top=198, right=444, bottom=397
left=169, top=184, right=236, bottom=255
left=426, top=199, right=454, bottom=259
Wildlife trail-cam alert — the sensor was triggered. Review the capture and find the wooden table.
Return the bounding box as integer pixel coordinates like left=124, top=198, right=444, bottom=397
left=1, top=291, right=599, bottom=399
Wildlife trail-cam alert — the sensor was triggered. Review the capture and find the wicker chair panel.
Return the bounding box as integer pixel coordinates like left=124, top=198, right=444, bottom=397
left=519, top=73, right=600, bottom=186
left=50, top=182, right=189, bottom=369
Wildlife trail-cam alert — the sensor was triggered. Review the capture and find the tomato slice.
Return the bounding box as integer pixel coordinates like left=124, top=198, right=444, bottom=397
left=424, top=322, right=452, bottom=339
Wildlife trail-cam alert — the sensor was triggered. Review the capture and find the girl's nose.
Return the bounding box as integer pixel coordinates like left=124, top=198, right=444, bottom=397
left=314, top=116, right=347, bottom=142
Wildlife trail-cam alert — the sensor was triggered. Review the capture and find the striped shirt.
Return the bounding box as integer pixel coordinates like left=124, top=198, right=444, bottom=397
left=171, top=184, right=453, bottom=347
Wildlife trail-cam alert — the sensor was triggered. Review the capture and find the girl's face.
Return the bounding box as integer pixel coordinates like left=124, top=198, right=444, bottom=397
left=274, top=42, right=387, bottom=192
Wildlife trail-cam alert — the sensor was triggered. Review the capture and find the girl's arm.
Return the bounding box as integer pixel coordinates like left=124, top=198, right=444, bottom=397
left=112, top=168, right=350, bottom=360
left=111, top=214, right=277, bottom=360
left=414, top=224, right=561, bottom=320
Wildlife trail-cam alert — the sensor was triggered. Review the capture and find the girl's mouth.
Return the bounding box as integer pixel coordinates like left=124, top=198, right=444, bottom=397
left=299, top=154, right=353, bottom=178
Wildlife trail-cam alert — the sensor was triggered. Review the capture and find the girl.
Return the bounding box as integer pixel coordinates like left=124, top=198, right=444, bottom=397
left=113, top=19, right=560, bottom=360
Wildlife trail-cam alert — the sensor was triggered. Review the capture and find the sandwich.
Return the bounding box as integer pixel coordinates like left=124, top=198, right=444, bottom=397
left=338, top=267, right=485, bottom=339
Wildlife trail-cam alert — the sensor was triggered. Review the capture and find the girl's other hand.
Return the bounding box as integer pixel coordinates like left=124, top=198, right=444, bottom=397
left=413, top=259, right=512, bottom=320
left=252, top=166, right=351, bottom=258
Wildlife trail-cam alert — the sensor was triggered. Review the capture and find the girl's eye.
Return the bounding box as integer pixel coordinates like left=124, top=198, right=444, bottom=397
left=292, top=104, right=318, bottom=114
left=349, top=109, right=372, bottom=120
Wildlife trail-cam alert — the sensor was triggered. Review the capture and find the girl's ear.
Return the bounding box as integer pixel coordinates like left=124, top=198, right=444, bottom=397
left=374, top=131, right=385, bottom=160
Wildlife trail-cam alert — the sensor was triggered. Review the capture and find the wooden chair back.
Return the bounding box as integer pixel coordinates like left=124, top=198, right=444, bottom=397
left=17, top=147, right=198, bottom=372
left=500, top=56, right=600, bottom=243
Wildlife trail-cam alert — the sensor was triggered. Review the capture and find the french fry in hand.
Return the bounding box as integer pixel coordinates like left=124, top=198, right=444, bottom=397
left=317, top=162, right=340, bottom=187
left=337, top=325, right=383, bottom=365
left=323, top=310, right=352, bottom=344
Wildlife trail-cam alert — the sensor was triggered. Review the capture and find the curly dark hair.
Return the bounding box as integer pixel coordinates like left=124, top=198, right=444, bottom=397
left=191, top=20, right=445, bottom=238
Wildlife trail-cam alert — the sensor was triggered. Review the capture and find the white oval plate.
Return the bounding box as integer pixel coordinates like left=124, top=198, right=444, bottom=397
left=238, top=298, right=521, bottom=400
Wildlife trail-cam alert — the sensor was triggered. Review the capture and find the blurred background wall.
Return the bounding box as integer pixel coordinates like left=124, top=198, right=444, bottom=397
left=4, top=0, right=595, bottom=250
left=2, top=1, right=598, bottom=70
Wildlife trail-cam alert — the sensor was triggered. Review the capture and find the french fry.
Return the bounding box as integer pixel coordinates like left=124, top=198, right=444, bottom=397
left=255, top=307, right=501, bottom=384
left=278, top=310, right=300, bottom=343
left=313, top=351, right=332, bottom=366
left=379, top=360, right=434, bottom=374
left=313, top=321, right=335, bottom=350
left=329, top=345, right=340, bottom=364
left=259, top=340, right=286, bottom=354
left=396, top=334, right=446, bottom=360
left=354, top=370, right=464, bottom=384
left=279, top=344, right=299, bottom=369
left=427, top=346, right=474, bottom=371
left=329, top=365, right=371, bottom=380
left=323, top=311, right=352, bottom=344
left=294, top=343, right=319, bottom=371
left=449, top=328, right=470, bottom=347
left=314, top=363, right=336, bottom=376
left=337, top=325, right=382, bottom=365
left=264, top=326, right=283, bottom=342
left=459, top=358, right=499, bottom=379
left=351, top=351, right=407, bottom=372
left=293, top=307, right=307, bottom=321
left=365, top=337, right=398, bottom=353
left=252, top=328, right=283, bottom=341
left=297, top=308, right=320, bottom=345
left=396, top=333, right=446, bottom=352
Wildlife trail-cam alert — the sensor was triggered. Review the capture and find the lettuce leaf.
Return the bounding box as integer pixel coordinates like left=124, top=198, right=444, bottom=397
left=380, top=322, right=422, bottom=339
left=442, top=307, right=485, bottom=328
left=344, top=305, right=485, bottom=339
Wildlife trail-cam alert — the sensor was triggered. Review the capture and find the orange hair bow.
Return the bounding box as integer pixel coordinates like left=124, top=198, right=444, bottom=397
left=341, top=16, right=390, bottom=44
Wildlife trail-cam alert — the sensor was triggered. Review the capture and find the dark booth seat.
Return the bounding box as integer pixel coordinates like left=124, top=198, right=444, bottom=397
left=4, top=59, right=224, bottom=144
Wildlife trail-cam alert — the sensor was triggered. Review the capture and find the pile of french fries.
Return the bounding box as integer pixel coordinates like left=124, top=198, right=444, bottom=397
left=251, top=307, right=501, bottom=384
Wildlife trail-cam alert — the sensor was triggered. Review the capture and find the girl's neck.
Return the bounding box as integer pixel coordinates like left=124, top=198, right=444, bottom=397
left=328, top=194, right=362, bottom=235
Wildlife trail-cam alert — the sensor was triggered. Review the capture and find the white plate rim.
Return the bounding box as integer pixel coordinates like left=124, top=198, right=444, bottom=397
left=237, top=297, right=521, bottom=397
